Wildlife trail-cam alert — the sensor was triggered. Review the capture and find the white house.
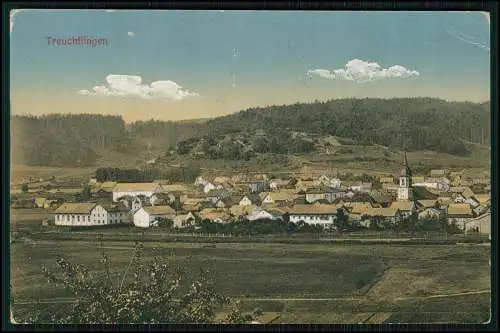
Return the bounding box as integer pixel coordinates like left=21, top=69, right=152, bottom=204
left=269, top=179, right=288, bottom=191
left=239, top=195, right=257, bottom=206
left=194, top=176, right=208, bottom=186
left=203, top=182, right=217, bottom=194
left=54, top=203, right=108, bottom=226
left=133, top=206, right=176, bottom=228
left=246, top=209, right=275, bottom=221
left=173, top=212, right=197, bottom=228
left=287, top=204, right=343, bottom=227
left=328, top=178, right=342, bottom=189
left=447, top=203, right=474, bottom=227
left=463, top=212, right=491, bottom=235
left=418, top=207, right=442, bottom=220
left=305, top=187, right=346, bottom=204
left=112, top=183, right=163, bottom=202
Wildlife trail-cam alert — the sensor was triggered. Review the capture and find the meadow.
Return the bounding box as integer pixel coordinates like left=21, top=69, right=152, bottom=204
left=10, top=237, right=491, bottom=324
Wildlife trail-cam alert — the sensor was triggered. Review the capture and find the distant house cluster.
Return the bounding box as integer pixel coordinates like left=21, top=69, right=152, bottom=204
left=10, top=152, right=491, bottom=236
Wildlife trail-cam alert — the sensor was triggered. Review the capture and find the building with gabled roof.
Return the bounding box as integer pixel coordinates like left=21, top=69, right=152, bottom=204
left=305, top=187, right=346, bottom=203
left=418, top=207, right=442, bottom=220
left=463, top=211, right=490, bottom=235
left=238, top=194, right=261, bottom=206
left=112, top=182, right=162, bottom=202
left=199, top=208, right=231, bottom=223
left=389, top=201, right=417, bottom=218
left=361, top=207, right=403, bottom=224
left=101, top=203, right=131, bottom=224
left=447, top=203, right=473, bottom=226
left=173, top=212, right=197, bottom=229
left=54, top=203, right=108, bottom=226
left=133, top=205, right=176, bottom=228
left=429, top=169, right=447, bottom=177
left=287, top=204, right=347, bottom=226
left=417, top=199, right=438, bottom=209
left=246, top=209, right=276, bottom=221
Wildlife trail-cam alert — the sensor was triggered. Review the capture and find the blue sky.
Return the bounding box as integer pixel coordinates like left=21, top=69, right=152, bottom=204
left=10, top=10, right=490, bottom=121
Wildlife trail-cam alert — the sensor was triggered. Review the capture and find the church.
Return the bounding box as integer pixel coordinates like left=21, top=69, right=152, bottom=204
left=397, top=151, right=413, bottom=201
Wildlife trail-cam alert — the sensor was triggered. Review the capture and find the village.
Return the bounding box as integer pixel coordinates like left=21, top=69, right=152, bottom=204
left=9, top=152, right=491, bottom=237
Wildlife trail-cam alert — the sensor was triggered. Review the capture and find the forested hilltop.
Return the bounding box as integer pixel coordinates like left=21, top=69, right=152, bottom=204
left=189, top=97, right=490, bottom=158
left=11, top=98, right=490, bottom=167
left=10, top=114, right=205, bottom=167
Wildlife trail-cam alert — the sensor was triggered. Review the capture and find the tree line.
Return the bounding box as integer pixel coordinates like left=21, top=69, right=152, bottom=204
left=95, top=164, right=201, bottom=183
left=160, top=210, right=460, bottom=236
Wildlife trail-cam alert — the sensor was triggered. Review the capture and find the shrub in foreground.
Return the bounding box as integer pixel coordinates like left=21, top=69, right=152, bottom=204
left=20, top=242, right=252, bottom=324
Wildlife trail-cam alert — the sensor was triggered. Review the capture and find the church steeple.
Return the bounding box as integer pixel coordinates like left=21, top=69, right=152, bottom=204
left=400, top=151, right=412, bottom=179
left=397, top=150, right=413, bottom=201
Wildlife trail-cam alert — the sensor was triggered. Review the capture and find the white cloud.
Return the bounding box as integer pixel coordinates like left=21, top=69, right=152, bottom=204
left=78, top=74, right=200, bottom=100
left=307, top=59, right=420, bottom=83
left=105, top=10, right=116, bottom=13
left=127, top=31, right=135, bottom=37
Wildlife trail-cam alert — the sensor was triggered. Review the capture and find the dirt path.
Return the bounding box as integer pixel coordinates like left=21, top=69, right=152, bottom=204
left=394, top=289, right=490, bottom=301
left=14, top=290, right=490, bottom=305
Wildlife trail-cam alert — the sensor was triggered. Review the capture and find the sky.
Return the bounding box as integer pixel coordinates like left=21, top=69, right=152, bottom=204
left=10, top=10, right=490, bottom=122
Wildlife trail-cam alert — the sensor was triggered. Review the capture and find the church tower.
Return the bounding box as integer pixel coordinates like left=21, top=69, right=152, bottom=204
left=397, top=151, right=413, bottom=201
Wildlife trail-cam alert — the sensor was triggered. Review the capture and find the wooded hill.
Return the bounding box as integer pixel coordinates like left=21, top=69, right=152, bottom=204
left=11, top=98, right=490, bottom=167
left=173, top=98, right=490, bottom=159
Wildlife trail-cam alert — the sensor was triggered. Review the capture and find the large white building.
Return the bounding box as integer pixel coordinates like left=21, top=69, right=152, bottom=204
left=54, top=203, right=107, bottom=226
left=287, top=204, right=344, bottom=226
left=54, top=203, right=130, bottom=226
left=112, top=183, right=163, bottom=202
left=133, top=205, right=176, bottom=228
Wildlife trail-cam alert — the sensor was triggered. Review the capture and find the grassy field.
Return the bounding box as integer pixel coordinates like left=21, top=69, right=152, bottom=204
left=158, top=142, right=490, bottom=177
left=10, top=238, right=491, bottom=324
left=10, top=141, right=490, bottom=184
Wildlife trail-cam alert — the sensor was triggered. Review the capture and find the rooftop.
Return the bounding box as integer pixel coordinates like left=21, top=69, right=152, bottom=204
left=113, top=182, right=160, bottom=192
left=142, top=205, right=176, bottom=215
left=55, top=203, right=97, bottom=214
left=447, top=203, right=473, bottom=217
